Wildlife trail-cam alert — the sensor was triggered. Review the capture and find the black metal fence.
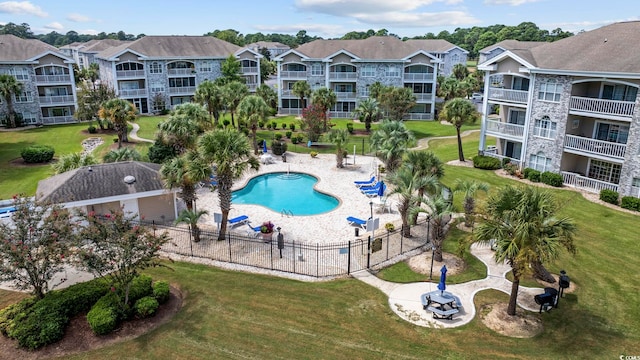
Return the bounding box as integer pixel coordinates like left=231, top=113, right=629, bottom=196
left=149, top=218, right=431, bottom=278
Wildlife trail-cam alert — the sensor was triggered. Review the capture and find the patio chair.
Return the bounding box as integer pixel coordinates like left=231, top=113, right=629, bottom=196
left=359, top=181, right=381, bottom=193
left=246, top=223, right=262, bottom=237
left=362, top=183, right=386, bottom=197
left=228, top=215, right=250, bottom=227
left=347, top=216, right=367, bottom=229
left=354, top=176, right=375, bottom=188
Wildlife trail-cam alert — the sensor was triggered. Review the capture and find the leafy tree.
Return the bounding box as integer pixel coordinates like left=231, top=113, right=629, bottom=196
left=172, top=102, right=211, bottom=131
left=75, top=82, right=117, bottom=129
left=353, top=98, right=381, bottom=132
left=160, top=150, right=211, bottom=211
left=311, top=87, right=337, bottom=131
left=404, top=150, right=444, bottom=223
left=51, top=152, right=97, bottom=174
left=175, top=209, right=209, bottom=243
left=387, top=165, right=439, bottom=237
left=453, top=179, right=489, bottom=227
left=260, top=59, right=276, bottom=83
left=326, top=128, right=350, bottom=168
left=377, top=86, right=416, bottom=121
left=439, top=98, right=479, bottom=162
left=452, top=63, right=469, bottom=81
left=150, top=92, right=167, bottom=115
left=256, top=84, right=277, bottom=110
left=98, top=99, right=137, bottom=148
left=103, top=147, right=142, bottom=163
left=437, top=76, right=467, bottom=102
left=218, top=54, right=243, bottom=85
left=207, top=29, right=245, bottom=46
left=300, top=104, right=325, bottom=142
left=368, top=81, right=384, bottom=100
left=0, top=22, right=35, bottom=38
left=370, top=120, right=415, bottom=172
left=199, top=128, right=260, bottom=240
left=147, top=139, right=177, bottom=164
left=157, top=114, right=205, bottom=155
left=76, top=209, right=170, bottom=309
left=223, top=81, right=249, bottom=128
left=194, top=80, right=224, bottom=126
left=0, top=74, right=24, bottom=128
left=0, top=196, right=76, bottom=299
left=475, top=186, right=577, bottom=315
left=292, top=81, right=312, bottom=109
left=76, top=63, right=100, bottom=87
left=237, top=95, right=270, bottom=154
left=411, top=193, right=454, bottom=262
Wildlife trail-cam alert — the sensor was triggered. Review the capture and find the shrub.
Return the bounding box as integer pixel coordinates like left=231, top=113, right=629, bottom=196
left=540, top=172, right=563, bottom=187
left=271, top=141, right=288, bottom=155
left=289, top=124, right=295, bottom=131
left=258, top=121, right=264, bottom=128
left=281, top=123, right=287, bottom=130
left=292, top=137, right=299, bottom=144
left=523, top=168, right=541, bottom=182
left=88, top=125, right=97, bottom=134
left=134, top=296, right=159, bottom=318
left=87, top=292, right=121, bottom=336
left=153, top=281, right=170, bottom=304
left=128, top=274, right=153, bottom=305
left=223, top=119, right=230, bottom=127
left=274, top=133, right=283, bottom=141
left=0, top=297, right=37, bottom=336
left=310, top=151, right=318, bottom=158
left=600, top=189, right=620, bottom=205
left=346, top=123, right=354, bottom=134
left=266, top=123, right=272, bottom=130
left=501, top=157, right=511, bottom=168
left=285, top=131, right=292, bottom=138
left=271, top=121, right=277, bottom=129
left=241, top=128, right=249, bottom=136
left=113, top=138, right=118, bottom=143
left=20, top=144, right=55, bottom=164
left=297, top=135, right=304, bottom=143
left=472, top=155, right=501, bottom=170
left=503, top=162, right=518, bottom=176
left=620, top=196, right=640, bottom=211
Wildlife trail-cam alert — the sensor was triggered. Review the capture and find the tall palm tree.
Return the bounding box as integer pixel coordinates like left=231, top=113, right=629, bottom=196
left=291, top=80, right=312, bottom=109
left=199, top=128, right=260, bottom=240
left=312, top=87, right=337, bottom=131
left=387, top=165, right=439, bottom=237
left=0, top=74, right=24, bottom=128
left=475, top=186, right=577, bottom=316
left=256, top=84, right=277, bottom=110
left=103, top=147, right=142, bottom=163
left=98, top=98, right=137, bottom=148
left=452, top=63, right=470, bottom=81
left=237, top=95, right=270, bottom=155
left=439, top=98, right=479, bottom=162
left=368, top=81, right=385, bottom=101
left=326, top=128, right=350, bottom=168
left=370, top=119, right=415, bottom=172
left=436, top=76, right=466, bottom=102
left=172, top=103, right=211, bottom=131
left=223, top=81, right=249, bottom=129
left=51, top=152, right=97, bottom=174
left=405, top=150, right=444, bottom=223
left=194, top=80, right=224, bottom=126
left=175, top=209, right=209, bottom=243
left=157, top=114, right=205, bottom=155
left=453, top=179, right=489, bottom=227
left=353, top=98, right=381, bottom=132
left=411, top=192, right=454, bottom=262
left=160, top=150, right=211, bottom=211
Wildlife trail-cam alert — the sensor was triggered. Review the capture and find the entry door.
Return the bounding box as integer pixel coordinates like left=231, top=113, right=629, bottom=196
left=505, top=141, right=522, bottom=159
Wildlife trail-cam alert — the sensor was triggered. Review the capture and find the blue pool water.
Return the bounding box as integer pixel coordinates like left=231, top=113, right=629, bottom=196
left=232, top=172, right=339, bottom=215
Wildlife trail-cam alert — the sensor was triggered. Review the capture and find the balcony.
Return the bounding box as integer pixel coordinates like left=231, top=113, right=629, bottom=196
left=168, top=86, right=195, bottom=94
left=414, top=93, right=433, bottom=102
left=279, top=108, right=302, bottom=115
left=42, top=115, right=75, bottom=125
left=403, top=73, right=435, bottom=81
left=168, top=68, right=196, bottom=76
left=483, top=150, right=521, bottom=167
left=485, top=119, right=525, bottom=138
left=246, top=83, right=258, bottom=91
left=403, top=113, right=433, bottom=120
left=569, top=96, right=635, bottom=119
left=329, top=111, right=353, bottom=119
left=561, top=171, right=619, bottom=194
left=35, top=75, right=71, bottom=83
left=329, top=72, right=357, bottom=80
left=39, top=95, right=74, bottom=104
left=116, top=70, right=145, bottom=78
left=241, top=66, right=258, bottom=74
left=280, top=71, right=307, bottom=78
left=563, top=134, right=627, bottom=160
left=119, top=88, right=148, bottom=97
left=335, top=92, right=356, bottom=100
left=487, top=88, right=528, bottom=104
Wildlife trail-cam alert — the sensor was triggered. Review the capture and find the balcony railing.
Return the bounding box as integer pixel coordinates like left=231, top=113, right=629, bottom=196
left=168, top=86, right=195, bottom=94
left=119, top=88, right=148, bottom=97
left=281, top=90, right=296, bottom=97
left=278, top=108, right=302, bottom=115
left=487, top=88, right=528, bottom=104
left=39, top=95, right=74, bottom=104
left=403, top=113, right=433, bottom=120
left=116, top=70, right=145, bottom=78
left=561, top=171, right=619, bottom=194
left=329, top=72, right=357, bottom=80
left=241, top=66, right=258, bottom=74
left=280, top=71, right=307, bottom=78
left=563, top=134, right=627, bottom=159
left=403, top=73, right=435, bottom=81
left=484, top=151, right=521, bottom=167
left=329, top=111, right=353, bottom=119
left=414, top=93, right=433, bottom=102
left=167, top=68, right=196, bottom=76
left=35, top=74, right=71, bottom=83
left=42, top=115, right=75, bottom=125
left=485, top=119, right=525, bottom=138
left=569, top=96, right=635, bottom=118
left=335, top=92, right=357, bottom=100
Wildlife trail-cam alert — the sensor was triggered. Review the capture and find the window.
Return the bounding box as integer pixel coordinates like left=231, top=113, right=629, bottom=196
left=385, top=64, right=399, bottom=77
left=632, top=178, right=640, bottom=198
left=529, top=152, right=551, bottom=172
left=595, top=122, right=629, bottom=144
left=21, top=111, right=37, bottom=124
left=11, top=67, right=30, bottom=81
left=311, top=63, right=324, bottom=76
left=169, top=77, right=195, bottom=88
left=334, top=84, right=353, bottom=93
left=588, top=159, right=621, bottom=184
left=533, top=116, right=557, bottom=138
left=15, top=91, right=33, bottom=103
left=286, top=63, right=306, bottom=72
left=512, top=77, right=530, bottom=91
left=200, top=61, right=212, bottom=72
left=538, top=81, right=562, bottom=102
left=451, top=53, right=460, bottom=63
left=116, top=62, right=143, bottom=71
left=149, top=82, right=164, bottom=93
left=361, top=64, right=375, bottom=77
left=508, top=109, right=526, bottom=125
left=150, top=62, right=163, bottom=74
left=602, top=84, right=638, bottom=102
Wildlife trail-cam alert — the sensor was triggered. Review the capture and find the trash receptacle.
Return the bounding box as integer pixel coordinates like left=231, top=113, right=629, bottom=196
left=282, top=154, right=287, bottom=162
left=355, top=228, right=359, bottom=237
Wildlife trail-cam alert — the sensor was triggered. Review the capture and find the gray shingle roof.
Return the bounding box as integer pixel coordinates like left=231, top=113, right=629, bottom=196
left=37, top=161, right=167, bottom=204
left=0, top=34, right=64, bottom=61
left=406, top=39, right=466, bottom=53
left=479, top=40, right=547, bottom=54
left=82, top=39, right=130, bottom=53
left=96, top=35, right=241, bottom=60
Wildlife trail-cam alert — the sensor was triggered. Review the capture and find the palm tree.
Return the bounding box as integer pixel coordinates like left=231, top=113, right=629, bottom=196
left=387, top=165, right=439, bottom=237
left=353, top=98, right=381, bottom=132
left=172, top=103, right=211, bottom=131
left=439, top=98, right=479, bottom=162
left=368, top=81, right=385, bottom=101
left=475, top=186, right=577, bottom=316
left=291, top=80, right=312, bottom=109
left=194, top=80, right=224, bottom=126
left=0, top=74, right=24, bottom=128
left=103, top=147, right=142, bottom=163
left=326, top=128, right=350, bottom=168
left=237, top=95, right=270, bottom=155
left=405, top=150, right=444, bottom=223
left=437, top=76, right=466, bottom=102
left=223, top=81, right=249, bottom=129
left=160, top=150, right=211, bottom=211
left=411, top=192, right=454, bottom=262
left=51, top=152, right=97, bottom=174
left=175, top=209, right=209, bottom=243
left=199, top=128, right=260, bottom=240
left=256, top=84, right=277, bottom=110
left=311, top=87, right=337, bottom=131
left=157, top=114, right=205, bottom=155
left=370, top=120, right=415, bottom=172
left=453, top=179, right=489, bottom=227
left=98, top=98, right=137, bottom=149
left=452, top=63, right=470, bottom=81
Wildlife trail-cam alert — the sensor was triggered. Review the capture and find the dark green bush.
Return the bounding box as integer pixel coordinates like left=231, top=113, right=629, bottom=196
left=285, top=131, right=292, bottom=138
left=540, top=172, right=563, bottom=187
left=503, top=162, right=518, bottom=176
left=258, top=121, right=264, bottom=128
left=128, top=274, right=153, bottom=304
left=88, top=125, right=97, bottom=134
left=523, top=168, right=541, bottom=182
left=134, top=296, right=159, bottom=318
left=600, top=189, right=619, bottom=204
left=274, top=133, right=283, bottom=141
left=289, top=124, right=295, bottom=131
left=223, top=119, right=230, bottom=127
left=297, top=135, right=304, bottom=143
left=271, top=121, right=277, bottom=129
left=148, top=140, right=177, bottom=164
left=472, top=155, right=501, bottom=170
left=281, top=123, right=287, bottom=130
left=20, top=144, right=55, bottom=163
left=153, top=281, right=170, bottom=304
left=0, top=297, right=37, bottom=336
left=620, top=196, right=640, bottom=211
left=271, top=141, right=288, bottom=156
left=501, top=157, right=511, bottom=168
left=346, top=123, right=354, bottom=134
left=9, top=306, right=67, bottom=349
left=87, top=292, right=120, bottom=335
left=291, top=137, right=299, bottom=144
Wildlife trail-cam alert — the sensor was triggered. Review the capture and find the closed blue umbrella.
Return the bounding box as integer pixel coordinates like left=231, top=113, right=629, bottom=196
left=263, top=140, right=268, bottom=153
left=377, top=180, right=385, bottom=197
left=437, top=265, right=447, bottom=294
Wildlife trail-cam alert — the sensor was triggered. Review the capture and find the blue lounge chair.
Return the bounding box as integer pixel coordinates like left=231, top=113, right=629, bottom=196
left=0, top=206, right=16, bottom=219
left=354, top=176, right=375, bottom=187
left=347, top=216, right=367, bottom=229
left=228, top=215, right=249, bottom=227
left=363, top=183, right=386, bottom=197
left=360, top=181, right=381, bottom=193
left=246, top=223, right=262, bottom=237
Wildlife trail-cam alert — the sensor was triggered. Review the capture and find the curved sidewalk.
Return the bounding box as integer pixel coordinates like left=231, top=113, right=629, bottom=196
left=352, top=242, right=547, bottom=328
left=128, top=122, right=154, bottom=143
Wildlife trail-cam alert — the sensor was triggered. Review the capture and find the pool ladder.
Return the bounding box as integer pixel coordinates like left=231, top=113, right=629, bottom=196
left=281, top=209, right=293, bottom=218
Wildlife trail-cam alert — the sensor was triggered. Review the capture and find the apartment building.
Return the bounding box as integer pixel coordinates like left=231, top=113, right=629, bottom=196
left=477, top=21, right=640, bottom=197
left=0, top=34, right=77, bottom=125
left=274, top=36, right=468, bottom=119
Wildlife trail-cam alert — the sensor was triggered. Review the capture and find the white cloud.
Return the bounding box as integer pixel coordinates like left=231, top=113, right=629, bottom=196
left=43, top=21, right=63, bottom=31
left=296, top=0, right=449, bottom=15
left=79, top=29, right=99, bottom=35
left=354, top=10, right=479, bottom=27
left=0, top=1, right=47, bottom=17
left=544, top=17, right=640, bottom=33
left=483, top=0, right=541, bottom=5
left=254, top=23, right=347, bottom=37
left=67, top=13, right=92, bottom=22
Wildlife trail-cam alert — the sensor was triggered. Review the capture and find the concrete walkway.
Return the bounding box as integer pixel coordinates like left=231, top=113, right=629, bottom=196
left=353, top=242, right=547, bottom=328
left=412, top=128, right=481, bottom=151
left=128, top=122, right=154, bottom=143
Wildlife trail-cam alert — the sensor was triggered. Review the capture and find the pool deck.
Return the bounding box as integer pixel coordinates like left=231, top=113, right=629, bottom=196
left=195, top=152, right=406, bottom=244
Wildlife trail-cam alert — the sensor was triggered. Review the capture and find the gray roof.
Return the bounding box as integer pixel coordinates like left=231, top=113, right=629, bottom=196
left=97, top=35, right=241, bottom=60
left=37, top=162, right=167, bottom=204
left=246, top=41, right=289, bottom=49
left=479, top=40, right=547, bottom=54
left=406, top=39, right=467, bottom=53
left=82, top=39, right=130, bottom=53
left=0, top=34, right=65, bottom=61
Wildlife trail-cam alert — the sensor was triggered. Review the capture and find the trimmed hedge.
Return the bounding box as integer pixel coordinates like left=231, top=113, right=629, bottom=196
left=620, top=196, right=640, bottom=211
left=525, top=168, right=541, bottom=182
left=134, top=296, right=159, bottom=318
left=271, top=141, right=288, bottom=156
left=472, top=155, right=501, bottom=170
left=540, top=172, right=563, bottom=187
left=20, top=144, right=55, bottom=163
left=153, top=281, right=170, bottom=304
left=87, top=292, right=120, bottom=335
left=600, top=189, right=619, bottom=205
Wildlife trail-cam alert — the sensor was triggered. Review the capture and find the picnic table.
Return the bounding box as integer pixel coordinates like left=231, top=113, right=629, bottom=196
left=420, top=291, right=461, bottom=320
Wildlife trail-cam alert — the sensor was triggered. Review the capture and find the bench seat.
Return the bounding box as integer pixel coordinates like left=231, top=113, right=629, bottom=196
left=427, top=306, right=459, bottom=320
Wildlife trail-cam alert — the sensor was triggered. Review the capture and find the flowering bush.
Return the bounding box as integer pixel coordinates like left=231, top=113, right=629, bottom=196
left=260, top=221, right=275, bottom=234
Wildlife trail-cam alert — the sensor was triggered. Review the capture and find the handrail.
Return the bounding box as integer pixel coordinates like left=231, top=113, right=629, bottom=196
left=281, top=209, right=293, bottom=217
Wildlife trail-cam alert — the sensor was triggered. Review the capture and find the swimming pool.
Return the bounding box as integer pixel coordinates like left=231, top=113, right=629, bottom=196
left=231, top=172, right=339, bottom=216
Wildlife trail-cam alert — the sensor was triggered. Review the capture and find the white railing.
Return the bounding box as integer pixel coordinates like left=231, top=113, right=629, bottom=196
left=35, top=74, right=71, bottom=83
left=414, top=93, right=433, bottom=102
left=569, top=96, right=635, bottom=117
left=280, top=71, right=307, bottom=78
left=485, top=119, right=525, bottom=138
left=488, top=88, right=528, bottom=103
left=42, top=115, right=75, bottom=124
left=116, top=70, right=145, bottom=78
left=247, top=83, right=258, bottom=91
left=335, top=92, right=357, bottom=100
left=561, top=171, right=619, bottom=194
left=119, top=88, right=148, bottom=97
left=329, top=72, right=357, bottom=80
left=168, top=86, right=195, bottom=94
left=278, top=108, right=302, bottom=115
left=281, top=90, right=296, bottom=97
left=564, top=134, right=627, bottom=159
left=330, top=111, right=353, bottom=119
left=630, top=186, right=640, bottom=198
left=484, top=152, right=521, bottom=167
left=241, top=66, right=258, bottom=74
left=403, top=113, right=433, bottom=120
left=38, top=95, right=74, bottom=104
left=403, top=73, right=435, bottom=81
left=168, top=68, right=196, bottom=76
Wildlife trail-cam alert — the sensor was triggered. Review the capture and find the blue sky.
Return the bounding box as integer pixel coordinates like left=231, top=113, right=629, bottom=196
left=0, top=0, right=638, bottom=38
